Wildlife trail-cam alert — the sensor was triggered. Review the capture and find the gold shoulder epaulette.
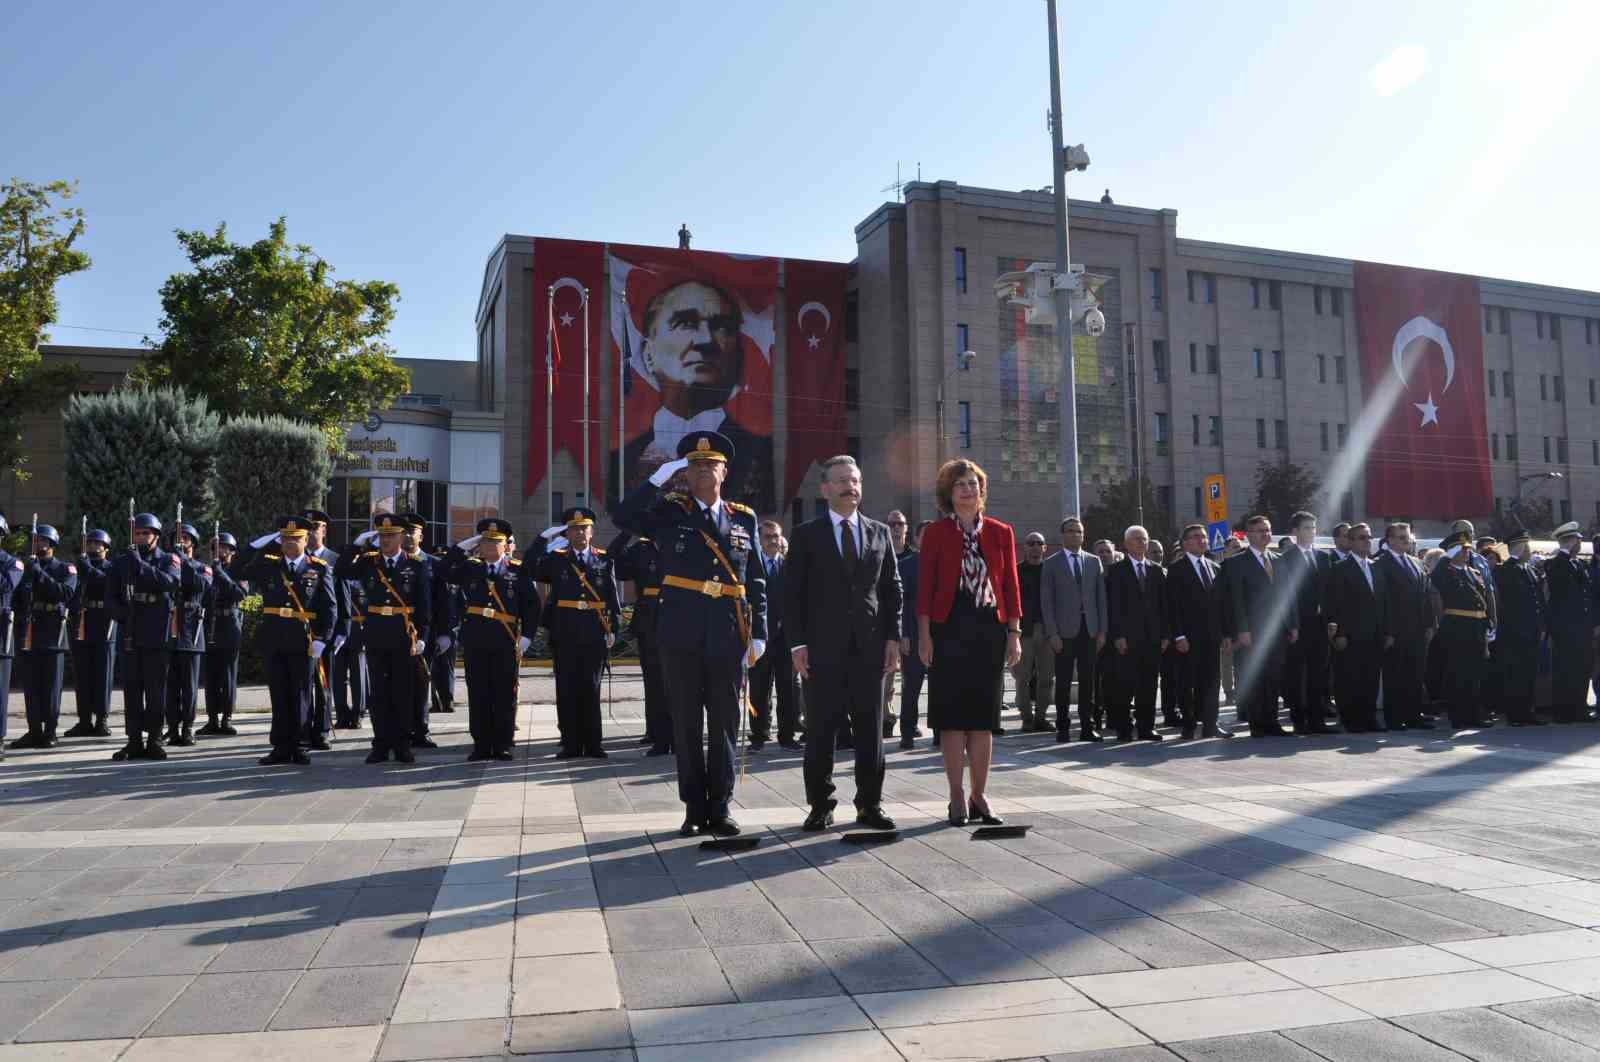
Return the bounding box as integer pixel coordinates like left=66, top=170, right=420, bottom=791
left=727, top=501, right=754, bottom=516
left=265, top=553, right=281, bottom=562
left=593, top=547, right=606, bottom=555
left=508, top=558, right=521, bottom=567
left=307, top=556, right=327, bottom=566
left=552, top=548, right=569, bottom=555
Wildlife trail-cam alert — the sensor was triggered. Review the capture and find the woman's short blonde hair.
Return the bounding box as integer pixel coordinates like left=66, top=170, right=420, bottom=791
left=935, top=458, right=988, bottom=515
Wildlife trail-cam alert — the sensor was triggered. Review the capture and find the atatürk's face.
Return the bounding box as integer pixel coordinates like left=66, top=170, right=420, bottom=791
left=645, top=282, right=742, bottom=394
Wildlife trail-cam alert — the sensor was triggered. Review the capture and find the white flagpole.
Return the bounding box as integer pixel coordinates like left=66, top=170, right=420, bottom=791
left=546, top=284, right=555, bottom=526
left=582, top=285, right=591, bottom=508
left=618, top=288, right=627, bottom=502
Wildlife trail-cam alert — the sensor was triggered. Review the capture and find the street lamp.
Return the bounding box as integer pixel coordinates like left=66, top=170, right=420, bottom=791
left=937, top=350, right=977, bottom=466
left=1510, top=471, right=1563, bottom=530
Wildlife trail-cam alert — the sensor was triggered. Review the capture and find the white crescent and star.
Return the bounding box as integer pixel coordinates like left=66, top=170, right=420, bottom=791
left=551, top=277, right=586, bottom=327
left=797, top=301, right=831, bottom=352
left=1390, top=315, right=1456, bottom=429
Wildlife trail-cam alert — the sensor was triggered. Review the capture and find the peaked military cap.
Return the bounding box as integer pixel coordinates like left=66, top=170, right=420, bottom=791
left=562, top=507, right=597, bottom=528
left=1441, top=528, right=1473, bottom=549
left=372, top=512, right=405, bottom=534
left=1504, top=527, right=1531, bottom=547
left=399, top=511, right=427, bottom=533
left=301, top=509, right=332, bottom=526
left=477, top=517, right=514, bottom=541
left=32, top=524, right=60, bottom=546
left=1554, top=520, right=1583, bottom=540
left=678, top=429, right=734, bottom=463
left=1448, top=518, right=1476, bottom=538
left=84, top=528, right=112, bottom=547
left=276, top=514, right=313, bottom=538
left=132, top=512, right=163, bottom=533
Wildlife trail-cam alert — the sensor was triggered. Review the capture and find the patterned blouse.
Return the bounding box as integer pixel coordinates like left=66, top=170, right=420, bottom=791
left=955, top=514, right=997, bottom=608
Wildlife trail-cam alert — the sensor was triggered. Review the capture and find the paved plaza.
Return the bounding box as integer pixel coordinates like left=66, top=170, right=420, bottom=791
left=4, top=669, right=1600, bottom=1060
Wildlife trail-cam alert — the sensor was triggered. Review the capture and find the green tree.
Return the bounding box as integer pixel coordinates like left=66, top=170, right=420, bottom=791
left=1081, top=474, right=1172, bottom=548
left=209, top=414, right=333, bottom=541
left=1486, top=497, right=1552, bottom=542
left=0, top=178, right=91, bottom=480
left=1249, top=459, right=1324, bottom=530
left=61, top=387, right=220, bottom=550
left=134, top=218, right=409, bottom=450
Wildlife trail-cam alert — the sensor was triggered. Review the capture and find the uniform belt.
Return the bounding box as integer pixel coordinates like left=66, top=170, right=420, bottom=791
left=131, top=593, right=163, bottom=603
left=556, top=599, right=606, bottom=611
left=1443, top=608, right=1488, bottom=619
left=467, top=605, right=518, bottom=622
left=83, top=601, right=107, bottom=610
left=351, top=615, right=366, bottom=624
left=31, top=603, right=67, bottom=613
left=368, top=605, right=413, bottom=616
left=640, top=587, right=660, bottom=597
left=261, top=606, right=314, bottom=620
left=662, top=574, right=745, bottom=599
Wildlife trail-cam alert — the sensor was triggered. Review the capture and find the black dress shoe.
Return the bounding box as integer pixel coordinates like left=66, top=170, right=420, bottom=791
left=587, top=748, right=609, bottom=759
left=778, top=739, right=803, bottom=751
left=492, top=750, right=515, bottom=761
left=704, top=815, right=741, bottom=836
left=748, top=740, right=766, bottom=753
left=1079, top=729, right=1103, bottom=742
left=1115, top=730, right=1135, bottom=743
left=1139, top=731, right=1163, bottom=742
left=63, top=722, right=94, bottom=738
left=899, top=737, right=914, bottom=750
left=7, top=732, right=39, bottom=750
left=967, top=799, right=1003, bottom=826
left=855, top=807, right=896, bottom=831
left=290, top=751, right=312, bottom=765
left=112, top=742, right=142, bottom=761
left=646, top=745, right=673, bottom=756
left=1054, top=732, right=1070, bottom=744
left=467, top=749, right=491, bottom=761
left=217, top=723, right=237, bottom=736
left=555, top=749, right=580, bottom=759
left=307, top=737, right=332, bottom=751
left=802, top=805, right=835, bottom=831
left=413, top=738, right=439, bottom=750
left=258, top=752, right=290, bottom=766
left=142, top=741, right=167, bottom=760
left=366, top=750, right=390, bottom=764
left=678, top=818, right=702, bottom=837
left=196, top=720, right=221, bottom=736
left=394, top=750, right=416, bottom=764
left=92, top=723, right=113, bottom=737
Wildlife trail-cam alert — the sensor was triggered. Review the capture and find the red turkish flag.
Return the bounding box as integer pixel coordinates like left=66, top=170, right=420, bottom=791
left=783, top=258, right=849, bottom=505
left=1354, top=261, right=1491, bottom=519
left=526, top=239, right=605, bottom=501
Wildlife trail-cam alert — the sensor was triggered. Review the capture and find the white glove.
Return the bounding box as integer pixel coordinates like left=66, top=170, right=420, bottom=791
left=517, top=635, right=531, bottom=655
left=435, top=635, right=451, bottom=654
left=540, top=525, right=566, bottom=540
left=1485, top=626, right=1497, bottom=644
left=548, top=536, right=568, bottom=553
left=747, top=638, right=766, bottom=665
left=355, top=530, right=378, bottom=546
left=332, top=635, right=347, bottom=655
left=650, top=457, right=690, bottom=487
left=458, top=534, right=482, bottom=550
left=412, top=639, right=424, bottom=656
left=604, top=633, right=615, bottom=649
left=251, top=532, right=279, bottom=549
left=311, top=640, right=326, bottom=657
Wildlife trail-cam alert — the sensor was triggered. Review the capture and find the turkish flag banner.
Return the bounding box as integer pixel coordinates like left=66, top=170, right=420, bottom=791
left=782, top=258, right=849, bottom=505
left=1354, top=261, right=1491, bottom=519
left=526, top=238, right=605, bottom=500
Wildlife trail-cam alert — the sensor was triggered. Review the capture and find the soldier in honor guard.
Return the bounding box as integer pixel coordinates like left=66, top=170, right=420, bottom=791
left=609, top=527, right=671, bottom=756
left=65, top=527, right=117, bottom=738
left=162, top=522, right=212, bottom=748
left=400, top=512, right=448, bottom=750
left=200, top=531, right=245, bottom=736
left=1430, top=525, right=1494, bottom=730
left=109, top=512, right=180, bottom=760
left=1493, top=528, right=1547, bottom=727
left=536, top=507, right=621, bottom=760
left=444, top=517, right=541, bottom=760
left=611, top=430, right=767, bottom=837
left=1544, top=521, right=1593, bottom=723
left=238, top=515, right=336, bottom=765
left=301, top=510, right=349, bottom=750
left=9, top=523, right=78, bottom=749
left=0, top=514, right=20, bottom=754
left=337, top=513, right=431, bottom=763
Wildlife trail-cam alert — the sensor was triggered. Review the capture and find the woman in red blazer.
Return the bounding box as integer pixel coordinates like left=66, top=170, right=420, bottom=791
left=916, top=459, right=1022, bottom=827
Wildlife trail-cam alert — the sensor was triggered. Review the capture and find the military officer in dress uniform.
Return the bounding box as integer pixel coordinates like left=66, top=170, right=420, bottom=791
left=1493, top=528, right=1547, bottom=727
left=162, top=522, right=212, bottom=748
left=301, top=510, right=349, bottom=750
left=611, top=430, right=767, bottom=837
left=332, top=549, right=369, bottom=729
left=1544, top=521, right=1593, bottom=723
left=338, top=513, right=431, bottom=763
left=109, top=512, right=180, bottom=761
left=400, top=512, right=448, bottom=750
left=0, top=514, right=20, bottom=754
left=444, top=518, right=541, bottom=760
left=537, top=507, right=621, bottom=759
left=610, top=528, right=671, bottom=755
left=65, top=527, right=117, bottom=738
left=239, top=515, right=336, bottom=766
left=1431, top=526, right=1494, bottom=730
left=10, top=524, right=78, bottom=749
left=201, top=531, right=245, bottom=736
left=431, top=545, right=463, bottom=715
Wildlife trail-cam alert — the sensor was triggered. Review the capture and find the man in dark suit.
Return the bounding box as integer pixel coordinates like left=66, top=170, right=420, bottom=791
left=1375, top=522, right=1435, bottom=731
left=1105, top=525, right=1167, bottom=741
left=787, top=455, right=902, bottom=833
left=1168, top=524, right=1229, bottom=739
left=1223, top=514, right=1290, bottom=737
left=748, top=519, right=799, bottom=751
left=1494, top=529, right=1546, bottom=726
left=1545, top=521, right=1593, bottom=723
left=1325, top=523, right=1388, bottom=733
left=1278, top=510, right=1333, bottom=734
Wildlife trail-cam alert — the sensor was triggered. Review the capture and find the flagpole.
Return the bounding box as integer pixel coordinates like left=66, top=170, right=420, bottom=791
left=546, top=284, right=555, bottom=527
left=618, top=288, right=627, bottom=505
left=582, top=285, right=591, bottom=508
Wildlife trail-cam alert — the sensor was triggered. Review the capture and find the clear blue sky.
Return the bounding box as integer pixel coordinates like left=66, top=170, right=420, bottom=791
left=10, top=0, right=1596, bottom=360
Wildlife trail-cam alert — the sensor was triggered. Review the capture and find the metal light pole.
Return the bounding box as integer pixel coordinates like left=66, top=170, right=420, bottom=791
left=1046, top=0, right=1081, bottom=519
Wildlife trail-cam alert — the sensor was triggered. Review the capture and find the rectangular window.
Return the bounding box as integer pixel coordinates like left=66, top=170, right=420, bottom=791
left=1492, top=433, right=1500, bottom=460
left=1559, top=437, right=1569, bottom=464
left=1274, top=419, right=1288, bottom=450
left=1592, top=439, right=1597, bottom=465
left=1314, top=286, right=1323, bottom=315
left=1331, top=289, right=1344, bottom=317
left=1154, top=412, right=1170, bottom=456
left=958, top=401, right=971, bottom=449
left=1555, top=376, right=1565, bottom=402
left=1272, top=349, right=1284, bottom=379
left=1588, top=319, right=1597, bottom=345
left=1552, top=316, right=1562, bottom=341
left=1194, top=485, right=1203, bottom=519
left=1591, top=379, right=1595, bottom=405
left=1187, top=270, right=1197, bottom=303
left=1538, top=314, right=1546, bottom=339
left=1189, top=342, right=1198, bottom=374
left=1544, top=436, right=1552, bottom=463
left=1256, top=418, right=1267, bottom=449
left=1485, top=306, right=1495, bottom=333
left=1561, top=499, right=1572, bottom=523
left=1541, top=374, right=1549, bottom=401
left=1268, top=280, right=1282, bottom=310
left=1205, top=273, right=1217, bottom=304
left=953, top=247, right=967, bottom=293
left=1337, top=423, right=1348, bottom=450
left=1149, top=268, right=1164, bottom=311
left=845, top=290, right=858, bottom=341
left=1152, top=339, right=1168, bottom=382
left=1209, top=416, right=1221, bottom=447
left=1253, top=348, right=1264, bottom=378
left=1316, top=354, right=1327, bottom=383
left=1334, top=355, right=1347, bottom=384
left=1503, top=370, right=1514, bottom=397
left=1507, top=433, right=1519, bottom=460
left=1320, top=422, right=1330, bottom=452
left=1500, top=307, right=1510, bottom=333
left=1206, top=344, right=1220, bottom=374
left=1488, top=370, right=1497, bottom=397
left=1251, top=279, right=1261, bottom=309
left=956, top=322, right=969, bottom=355
left=1192, top=414, right=1201, bottom=446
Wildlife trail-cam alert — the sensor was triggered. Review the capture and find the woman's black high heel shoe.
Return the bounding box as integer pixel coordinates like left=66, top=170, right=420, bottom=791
left=948, top=798, right=967, bottom=827
left=968, top=798, right=1003, bottom=826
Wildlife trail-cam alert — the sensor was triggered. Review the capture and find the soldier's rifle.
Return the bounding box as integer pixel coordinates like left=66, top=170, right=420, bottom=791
left=21, top=513, right=36, bottom=652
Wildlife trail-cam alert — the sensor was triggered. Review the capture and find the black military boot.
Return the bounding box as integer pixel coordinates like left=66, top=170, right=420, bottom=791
left=143, top=733, right=168, bottom=760
left=91, top=718, right=112, bottom=737
left=112, top=737, right=144, bottom=761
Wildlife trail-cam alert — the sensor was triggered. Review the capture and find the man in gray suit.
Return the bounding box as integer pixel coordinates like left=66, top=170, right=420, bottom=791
left=1041, top=517, right=1108, bottom=742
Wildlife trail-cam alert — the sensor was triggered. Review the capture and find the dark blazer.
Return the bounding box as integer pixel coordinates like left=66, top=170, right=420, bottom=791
left=1544, top=551, right=1590, bottom=628
left=1326, top=556, right=1388, bottom=643
left=1375, top=550, right=1432, bottom=638
left=1166, top=553, right=1223, bottom=644
left=756, top=552, right=786, bottom=632
left=917, top=516, right=1023, bottom=626
left=1493, top=559, right=1544, bottom=643
left=784, top=511, right=902, bottom=658
left=1276, top=545, right=1330, bottom=633
left=1106, top=557, right=1167, bottom=645
left=1222, top=548, right=1287, bottom=641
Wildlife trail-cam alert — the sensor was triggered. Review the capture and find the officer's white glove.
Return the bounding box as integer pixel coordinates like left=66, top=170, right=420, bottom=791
left=1485, top=626, right=1497, bottom=644
left=548, top=536, right=569, bottom=553
left=649, top=457, right=690, bottom=487
left=412, top=639, right=424, bottom=656
left=517, top=635, right=531, bottom=655
left=354, top=530, right=378, bottom=547
left=458, top=534, right=482, bottom=550
left=747, top=638, right=766, bottom=666
left=435, top=635, right=451, bottom=654
left=251, top=532, right=279, bottom=549
left=332, top=635, right=347, bottom=655
left=540, top=525, right=566, bottom=540
left=311, top=640, right=326, bottom=657
left=604, top=633, right=615, bottom=649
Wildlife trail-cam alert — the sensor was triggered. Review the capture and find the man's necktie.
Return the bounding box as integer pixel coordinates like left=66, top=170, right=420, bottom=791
left=1136, top=560, right=1145, bottom=589
left=841, top=520, right=858, bottom=572
left=1199, top=560, right=1212, bottom=590
left=1262, top=553, right=1274, bottom=582
left=1071, top=553, right=1082, bottom=587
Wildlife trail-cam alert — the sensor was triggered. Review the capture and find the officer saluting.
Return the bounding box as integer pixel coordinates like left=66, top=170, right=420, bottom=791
left=109, top=512, right=180, bottom=761
left=66, top=527, right=116, bottom=739
left=201, top=531, right=245, bottom=736
left=163, top=522, right=212, bottom=748
left=337, top=513, right=431, bottom=764
left=10, top=523, right=78, bottom=750
left=536, top=507, right=621, bottom=760
left=445, top=517, right=541, bottom=761
left=1430, top=525, right=1494, bottom=730
left=611, top=430, right=767, bottom=838
left=238, top=515, right=336, bottom=766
